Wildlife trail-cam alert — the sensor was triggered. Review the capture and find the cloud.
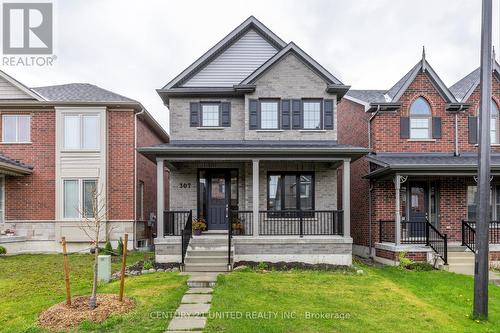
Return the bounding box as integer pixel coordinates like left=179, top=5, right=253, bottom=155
left=3, top=0, right=498, bottom=133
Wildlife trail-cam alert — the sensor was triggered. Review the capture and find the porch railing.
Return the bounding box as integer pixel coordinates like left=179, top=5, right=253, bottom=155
left=461, top=220, right=500, bottom=253
left=258, top=210, right=343, bottom=236
left=180, top=211, right=193, bottom=267
left=426, top=222, right=448, bottom=264
left=379, top=220, right=428, bottom=244
left=229, top=210, right=253, bottom=236
left=164, top=210, right=192, bottom=236
left=379, top=220, right=448, bottom=264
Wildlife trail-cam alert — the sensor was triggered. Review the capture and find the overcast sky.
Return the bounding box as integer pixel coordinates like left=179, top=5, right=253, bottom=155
left=4, top=0, right=500, bottom=133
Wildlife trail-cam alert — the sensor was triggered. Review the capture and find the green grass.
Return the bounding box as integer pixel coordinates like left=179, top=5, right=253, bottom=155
left=0, top=253, right=187, bottom=333
left=206, top=264, right=500, bottom=333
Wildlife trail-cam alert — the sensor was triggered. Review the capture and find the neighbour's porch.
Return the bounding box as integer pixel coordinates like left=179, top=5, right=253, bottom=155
left=138, top=140, right=369, bottom=266
left=366, top=153, right=500, bottom=265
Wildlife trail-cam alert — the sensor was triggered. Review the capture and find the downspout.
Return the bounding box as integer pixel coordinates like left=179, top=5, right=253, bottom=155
left=133, top=108, right=146, bottom=250
left=368, top=181, right=374, bottom=258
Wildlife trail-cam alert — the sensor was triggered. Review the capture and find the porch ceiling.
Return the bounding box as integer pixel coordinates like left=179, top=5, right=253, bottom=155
left=138, top=140, right=370, bottom=162
left=365, top=153, right=500, bottom=179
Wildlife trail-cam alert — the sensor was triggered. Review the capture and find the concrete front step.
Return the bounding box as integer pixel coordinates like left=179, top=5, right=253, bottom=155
left=185, top=263, right=230, bottom=272
left=447, top=252, right=474, bottom=258
left=185, top=255, right=228, bottom=264
left=448, top=263, right=475, bottom=275
left=447, top=257, right=475, bottom=264
left=186, top=249, right=232, bottom=256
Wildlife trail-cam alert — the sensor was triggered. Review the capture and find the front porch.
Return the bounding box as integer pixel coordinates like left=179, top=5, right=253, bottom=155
left=366, top=153, right=500, bottom=265
left=139, top=140, right=369, bottom=267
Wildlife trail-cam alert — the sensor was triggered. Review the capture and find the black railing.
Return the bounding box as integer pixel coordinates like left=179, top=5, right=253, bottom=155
left=228, top=215, right=232, bottom=270
left=180, top=210, right=193, bottom=267
left=426, top=222, right=448, bottom=264
left=230, top=210, right=253, bottom=236
left=258, top=210, right=343, bottom=236
left=379, top=220, right=448, bottom=264
left=462, top=220, right=500, bottom=251
left=379, top=220, right=428, bottom=244
left=164, top=210, right=192, bottom=236
left=462, top=220, right=476, bottom=252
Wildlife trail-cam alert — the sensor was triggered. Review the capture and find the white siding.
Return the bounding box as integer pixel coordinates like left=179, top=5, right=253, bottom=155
left=183, top=29, right=278, bottom=87
left=0, top=76, right=34, bottom=99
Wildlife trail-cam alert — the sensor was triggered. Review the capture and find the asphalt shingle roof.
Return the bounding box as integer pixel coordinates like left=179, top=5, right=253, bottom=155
left=0, top=153, right=33, bottom=170
left=449, top=68, right=480, bottom=102
left=32, top=83, right=137, bottom=103
left=386, top=62, right=420, bottom=100
left=369, top=153, right=500, bottom=167
left=346, top=90, right=386, bottom=103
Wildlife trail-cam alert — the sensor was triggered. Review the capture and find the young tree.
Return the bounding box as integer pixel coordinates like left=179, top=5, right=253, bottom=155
left=78, top=184, right=113, bottom=309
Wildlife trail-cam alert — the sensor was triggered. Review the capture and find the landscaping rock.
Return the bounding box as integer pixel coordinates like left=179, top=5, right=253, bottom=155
left=172, top=267, right=180, bottom=272
left=157, top=268, right=164, bottom=272
left=233, top=265, right=248, bottom=271
left=148, top=268, right=156, bottom=273
left=141, top=270, right=148, bottom=274
left=356, top=269, right=364, bottom=275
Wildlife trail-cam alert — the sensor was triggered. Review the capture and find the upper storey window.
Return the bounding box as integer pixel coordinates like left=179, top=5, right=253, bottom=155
left=2, top=115, right=30, bottom=143
left=409, top=97, right=432, bottom=139
left=303, top=101, right=322, bottom=129
left=491, top=101, right=499, bottom=144
left=201, top=103, right=220, bottom=127
left=63, top=114, right=99, bottom=150
left=260, top=100, right=279, bottom=129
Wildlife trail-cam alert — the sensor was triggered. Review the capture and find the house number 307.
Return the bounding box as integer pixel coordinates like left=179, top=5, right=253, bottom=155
left=179, top=183, right=191, bottom=189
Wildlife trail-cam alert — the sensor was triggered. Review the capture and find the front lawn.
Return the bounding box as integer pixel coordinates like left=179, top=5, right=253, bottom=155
left=207, top=264, right=500, bottom=333
left=0, top=253, right=187, bottom=333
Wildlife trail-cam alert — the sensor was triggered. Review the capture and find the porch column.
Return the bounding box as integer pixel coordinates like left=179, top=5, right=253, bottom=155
left=395, top=174, right=401, bottom=245
left=252, top=159, right=259, bottom=236
left=157, top=159, right=164, bottom=238
left=342, top=159, right=351, bottom=237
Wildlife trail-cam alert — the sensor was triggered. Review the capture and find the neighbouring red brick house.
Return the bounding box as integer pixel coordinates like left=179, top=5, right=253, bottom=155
left=341, top=52, right=500, bottom=267
left=0, top=70, right=169, bottom=253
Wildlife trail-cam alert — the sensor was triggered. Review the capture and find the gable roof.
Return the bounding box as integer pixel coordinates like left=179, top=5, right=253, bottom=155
left=449, top=62, right=500, bottom=102
left=385, top=58, right=456, bottom=103
left=162, top=16, right=287, bottom=90
left=32, top=83, right=137, bottom=103
left=0, top=70, right=45, bottom=100
left=239, top=42, right=344, bottom=86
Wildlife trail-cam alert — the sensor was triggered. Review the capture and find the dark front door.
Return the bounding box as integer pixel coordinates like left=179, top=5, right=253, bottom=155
left=207, top=170, right=230, bottom=230
left=408, top=182, right=428, bottom=237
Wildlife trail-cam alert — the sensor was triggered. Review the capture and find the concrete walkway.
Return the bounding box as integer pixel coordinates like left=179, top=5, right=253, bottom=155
left=165, top=273, right=220, bottom=332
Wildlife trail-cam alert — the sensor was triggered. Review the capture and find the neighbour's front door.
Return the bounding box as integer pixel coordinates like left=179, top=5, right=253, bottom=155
left=207, top=170, right=230, bottom=230
left=409, top=182, right=428, bottom=237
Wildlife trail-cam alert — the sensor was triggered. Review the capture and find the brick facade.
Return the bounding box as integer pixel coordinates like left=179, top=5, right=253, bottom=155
left=1, top=109, right=55, bottom=220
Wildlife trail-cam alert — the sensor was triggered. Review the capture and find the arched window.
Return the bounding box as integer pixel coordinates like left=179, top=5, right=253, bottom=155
left=491, top=100, right=499, bottom=144
left=409, top=97, right=432, bottom=139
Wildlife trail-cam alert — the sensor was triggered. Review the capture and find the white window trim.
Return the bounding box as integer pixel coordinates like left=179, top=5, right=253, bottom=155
left=200, top=103, right=221, bottom=127
left=62, top=178, right=98, bottom=220
left=62, top=113, right=100, bottom=151
left=2, top=115, right=31, bottom=144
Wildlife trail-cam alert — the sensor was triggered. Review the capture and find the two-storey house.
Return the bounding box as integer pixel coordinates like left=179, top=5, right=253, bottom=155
left=139, top=17, right=369, bottom=271
left=345, top=51, right=500, bottom=268
left=0, top=70, right=169, bottom=253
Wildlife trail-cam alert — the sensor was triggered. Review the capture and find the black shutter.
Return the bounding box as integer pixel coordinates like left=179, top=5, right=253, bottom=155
left=292, top=99, right=302, bottom=129
left=190, top=102, right=200, bottom=127
left=281, top=99, right=291, bottom=129
left=249, top=99, right=259, bottom=129
left=469, top=116, right=478, bottom=144
left=400, top=117, right=410, bottom=139
left=324, top=99, right=334, bottom=130
left=221, top=102, right=231, bottom=127
left=432, top=117, right=441, bottom=139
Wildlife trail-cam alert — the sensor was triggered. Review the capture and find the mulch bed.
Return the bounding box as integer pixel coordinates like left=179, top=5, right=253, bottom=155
left=38, top=294, right=135, bottom=330
left=126, top=260, right=180, bottom=272
left=234, top=261, right=356, bottom=272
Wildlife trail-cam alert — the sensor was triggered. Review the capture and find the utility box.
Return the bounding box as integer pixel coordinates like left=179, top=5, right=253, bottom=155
left=97, top=255, right=111, bottom=283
